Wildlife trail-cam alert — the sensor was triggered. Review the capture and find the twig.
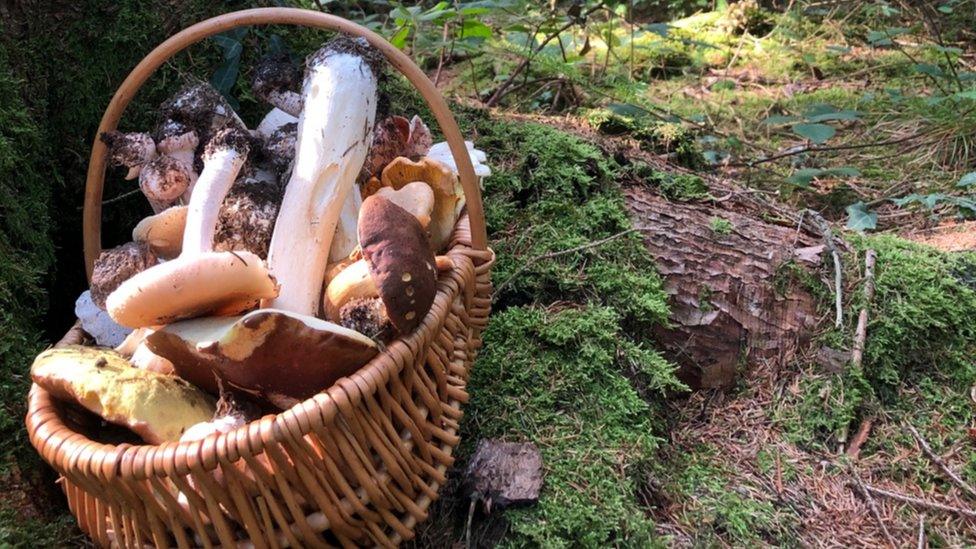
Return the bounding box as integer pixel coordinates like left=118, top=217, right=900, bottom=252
left=905, top=423, right=976, bottom=501
left=98, top=188, right=143, bottom=207
left=734, top=132, right=927, bottom=167
left=917, top=513, right=926, bottom=549
left=846, top=418, right=874, bottom=460
left=491, top=229, right=636, bottom=301
left=848, top=465, right=898, bottom=548
left=486, top=3, right=605, bottom=107
left=864, top=483, right=976, bottom=520
left=850, top=249, right=877, bottom=367
left=464, top=496, right=477, bottom=549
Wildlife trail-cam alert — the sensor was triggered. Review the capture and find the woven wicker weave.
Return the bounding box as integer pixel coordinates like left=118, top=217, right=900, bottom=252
left=24, top=8, right=493, bottom=548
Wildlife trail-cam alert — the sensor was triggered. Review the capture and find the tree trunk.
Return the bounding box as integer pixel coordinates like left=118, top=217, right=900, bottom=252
left=624, top=183, right=825, bottom=389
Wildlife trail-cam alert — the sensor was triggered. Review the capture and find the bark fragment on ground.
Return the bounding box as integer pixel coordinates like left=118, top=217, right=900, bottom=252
left=464, top=440, right=543, bottom=512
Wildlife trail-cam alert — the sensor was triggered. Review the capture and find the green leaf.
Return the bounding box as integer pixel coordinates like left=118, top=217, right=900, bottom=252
left=460, top=20, right=492, bottom=40
left=786, top=167, right=860, bottom=186
left=764, top=114, right=799, bottom=125
left=826, top=45, right=852, bottom=54
left=953, top=90, right=976, bottom=100
left=806, top=110, right=860, bottom=122
left=792, top=123, right=835, bottom=144
left=390, top=26, right=411, bottom=49
left=607, top=103, right=645, bottom=118
left=846, top=202, right=877, bottom=231
left=958, top=172, right=976, bottom=187
left=913, top=63, right=945, bottom=78
left=210, top=55, right=240, bottom=95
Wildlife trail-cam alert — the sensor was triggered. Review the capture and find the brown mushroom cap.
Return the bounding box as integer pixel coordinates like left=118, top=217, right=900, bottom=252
left=90, top=242, right=158, bottom=309
left=213, top=177, right=282, bottom=258
left=147, top=309, right=378, bottom=407
left=106, top=251, right=278, bottom=328
left=379, top=156, right=463, bottom=252
left=358, top=195, right=437, bottom=334
left=132, top=205, right=187, bottom=259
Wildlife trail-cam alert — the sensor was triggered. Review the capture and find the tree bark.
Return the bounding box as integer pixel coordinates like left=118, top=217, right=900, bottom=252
left=624, top=184, right=824, bottom=389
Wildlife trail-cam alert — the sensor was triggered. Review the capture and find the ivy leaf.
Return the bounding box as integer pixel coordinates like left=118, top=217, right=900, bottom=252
left=792, top=123, right=835, bottom=144
left=846, top=202, right=878, bottom=231
left=958, top=172, right=976, bottom=187
left=211, top=55, right=240, bottom=95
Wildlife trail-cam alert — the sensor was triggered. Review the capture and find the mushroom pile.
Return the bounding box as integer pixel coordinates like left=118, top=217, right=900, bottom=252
left=32, top=36, right=490, bottom=444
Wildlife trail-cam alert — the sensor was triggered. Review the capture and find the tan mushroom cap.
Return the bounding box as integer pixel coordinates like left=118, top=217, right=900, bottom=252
left=106, top=251, right=278, bottom=329
left=132, top=205, right=187, bottom=259
left=147, top=308, right=378, bottom=407
left=379, top=156, right=463, bottom=252
left=375, top=181, right=434, bottom=228
left=358, top=195, right=437, bottom=334
left=323, top=259, right=377, bottom=322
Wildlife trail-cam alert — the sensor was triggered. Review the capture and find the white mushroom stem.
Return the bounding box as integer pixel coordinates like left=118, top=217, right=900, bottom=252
left=329, top=188, right=363, bottom=263
left=265, top=40, right=378, bottom=315
left=182, top=130, right=250, bottom=256
left=267, top=91, right=303, bottom=118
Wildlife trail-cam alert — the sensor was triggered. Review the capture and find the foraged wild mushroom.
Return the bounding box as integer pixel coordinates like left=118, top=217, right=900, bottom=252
left=161, top=81, right=246, bottom=135
left=147, top=308, right=378, bottom=407
left=31, top=346, right=215, bottom=444
left=213, top=176, right=282, bottom=258
left=251, top=53, right=303, bottom=117
left=139, top=155, right=193, bottom=211
left=89, top=242, right=157, bottom=309
left=426, top=140, right=491, bottom=180
left=262, top=122, right=297, bottom=177
left=107, top=128, right=277, bottom=328
left=75, top=291, right=132, bottom=347
left=264, top=37, right=381, bottom=315
left=100, top=131, right=157, bottom=180
left=255, top=107, right=298, bottom=139
left=155, top=119, right=200, bottom=201
left=324, top=195, right=437, bottom=338
left=374, top=181, right=435, bottom=228
left=380, top=156, right=464, bottom=252
left=362, top=115, right=433, bottom=177
left=132, top=205, right=187, bottom=259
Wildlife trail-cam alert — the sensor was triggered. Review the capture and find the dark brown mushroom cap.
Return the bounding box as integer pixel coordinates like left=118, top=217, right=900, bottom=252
left=147, top=309, right=379, bottom=406
left=251, top=53, right=300, bottom=101
left=90, top=242, right=157, bottom=309
left=358, top=195, right=437, bottom=334
left=263, top=122, right=297, bottom=176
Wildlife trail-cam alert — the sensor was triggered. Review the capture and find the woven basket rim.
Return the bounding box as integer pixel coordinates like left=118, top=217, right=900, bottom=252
left=26, top=218, right=494, bottom=482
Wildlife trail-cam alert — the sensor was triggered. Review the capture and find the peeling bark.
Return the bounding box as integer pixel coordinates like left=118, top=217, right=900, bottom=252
left=625, top=185, right=823, bottom=389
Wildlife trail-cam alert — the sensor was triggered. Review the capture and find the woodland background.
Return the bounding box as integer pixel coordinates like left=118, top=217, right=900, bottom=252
left=3, top=0, right=976, bottom=545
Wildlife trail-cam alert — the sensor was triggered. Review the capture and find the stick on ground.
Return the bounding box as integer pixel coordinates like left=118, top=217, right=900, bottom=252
left=848, top=465, right=898, bottom=548
left=905, top=422, right=976, bottom=501
left=864, top=484, right=976, bottom=520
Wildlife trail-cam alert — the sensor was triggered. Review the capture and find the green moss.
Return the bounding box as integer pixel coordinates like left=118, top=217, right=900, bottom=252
left=654, top=445, right=799, bottom=545
left=468, top=306, right=676, bottom=548
left=779, top=236, right=976, bottom=448
left=709, top=217, right=733, bottom=235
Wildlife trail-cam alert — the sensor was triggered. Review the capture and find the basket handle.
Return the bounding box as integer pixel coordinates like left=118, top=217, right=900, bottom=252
left=83, top=7, right=488, bottom=279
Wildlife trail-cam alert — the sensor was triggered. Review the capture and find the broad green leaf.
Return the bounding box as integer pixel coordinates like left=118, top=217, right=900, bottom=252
left=211, top=55, right=240, bottom=95
left=913, top=63, right=944, bottom=77
left=390, top=26, right=411, bottom=49
left=764, top=114, right=799, bottom=125
left=607, top=103, right=645, bottom=118
left=786, top=168, right=822, bottom=186
left=460, top=20, right=492, bottom=40
left=846, top=202, right=877, bottom=231
left=792, top=123, right=835, bottom=144
left=954, top=90, right=976, bottom=100
left=806, top=110, right=860, bottom=122
left=958, top=172, right=976, bottom=187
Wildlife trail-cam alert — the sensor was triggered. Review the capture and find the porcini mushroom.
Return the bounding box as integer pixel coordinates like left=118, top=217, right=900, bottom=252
left=132, top=205, right=187, bottom=259
left=107, top=128, right=277, bottom=328
left=374, top=181, right=435, bottom=228
left=31, top=346, right=215, bottom=444
left=251, top=53, right=303, bottom=117
left=324, top=195, right=437, bottom=338
left=147, top=308, right=378, bottom=407
left=89, top=242, right=158, bottom=309
left=380, top=156, right=464, bottom=252
left=100, top=131, right=157, bottom=180
left=264, top=37, right=381, bottom=315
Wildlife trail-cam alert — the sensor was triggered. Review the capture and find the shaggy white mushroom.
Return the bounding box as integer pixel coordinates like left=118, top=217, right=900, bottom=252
left=264, top=37, right=380, bottom=315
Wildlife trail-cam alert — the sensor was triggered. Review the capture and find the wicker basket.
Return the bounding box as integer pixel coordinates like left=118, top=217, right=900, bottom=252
left=25, top=8, right=493, bottom=548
